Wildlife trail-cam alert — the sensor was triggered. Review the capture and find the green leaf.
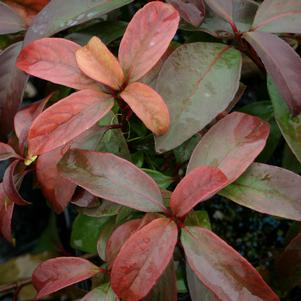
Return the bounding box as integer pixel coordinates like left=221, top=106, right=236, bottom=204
left=71, top=214, right=110, bottom=253
left=268, top=77, right=301, bottom=163
left=81, top=283, right=118, bottom=301
left=185, top=210, right=211, bottom=229
left=282, top=144, right=301, bottom=174
left=155, top=43, right=242, bottom=152
left=142, top=169, right=174, bottom=189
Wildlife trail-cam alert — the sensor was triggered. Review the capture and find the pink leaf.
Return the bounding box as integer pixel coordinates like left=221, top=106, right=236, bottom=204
left=111, top=218, right=178, bottom=301
left=118, top=1, right=179, bottom=82
left=170, top=166, right=228, bottom=217
left=0, top=142, right=21, bottom=161
left=28, top=89, right=114, bottom=155
left=181, top=226, right=280, bottom=301
left=0, top=183, right=14, bottom=242
left=32, top=257, right=101, bottom=300
left=205, top=0, right=234, bottom=27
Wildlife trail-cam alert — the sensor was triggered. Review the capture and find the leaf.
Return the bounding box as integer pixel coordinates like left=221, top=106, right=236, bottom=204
left=167, top=0, right=205, bottom=27
left=155, top=43, right=242, bottom=152
left=106, top=219, right=142, bottom=267
left=120, top=82, right=170, bottom=135
left=28, top=90, right=114, bottom=155
left=118, top=1, right=179, bottom=82
left=71, top=214, right=110, bottom=253
left=0, top=142, right=21, bottom=161
left=244, top=31, right=301, bottom=116
left=268, top=77, right=301, bottom=163
left=6, top=0, right=49, bottom=13
left=16, top=38, right=99, bottom=91
left=32, top=257, right=100, bottom=300
left=76, top=36, right=124, bottom=90
left=111, top=218, right=178, bottom=301
left=185, top=210, right=211, bottom=229
left=0, top=183, right=14, bottom=242
left=181, top=226, right=280, bottom=301
left=59, top=149, right=167, bottom=213
left=0, top=42, right=27, bottom=139
left=142, top=169, right=174, bottom=189
left=187, top=112, right=270, bottom=183
left=204, top=0, right=234, bottom=26
left=170, top=166, right=227, bottom=217
left=220, top=162, right=301, bottom=220
left=252, top=0, right=301, bottom=33
left=24, top=0, right=134, bottom=44
left=0, top=2, right=26, bottom=34
left=81, top=283, right=119, bottom=301
left=36, top=146, right=76, bottom=213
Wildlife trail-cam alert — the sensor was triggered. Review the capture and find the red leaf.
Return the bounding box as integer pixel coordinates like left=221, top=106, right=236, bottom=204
left=120, top=82, right=170, bottom=135
left=0, top=183, right=14, bottom=242
left=118, top=1, right=179, bottom=82
left=3, top=160, right=29, bottom=206
left=181, top=226, right=280, bottom=301
left=187, top=112, right=270, bottom=183
left=170, top=166, right=228, bottom=217
left=36, top=146, right=76, bottom=213
left=0, top=2, right=26, bottom=34
left=106, top=219, right=142, bottom=268
left=16, top=38, right=99, bottom=91
left=244, top=31, right=301, bottom=115
left=111, top=218, right=178, bottom=301
left=7, top=0, right=49, bottom=12
left=0, top=142, right=21, bottom=161
left=76, top=36, right=124, bottom=90
left=58, top=149, right=167, bottom=213
left=14, top=93, right=51, bottom=153
left=32, top=257, right=100, bottom=300
left=28, top=90, right=114, bottom=155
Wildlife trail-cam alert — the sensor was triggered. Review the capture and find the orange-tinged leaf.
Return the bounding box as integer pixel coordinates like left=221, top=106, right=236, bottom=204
left=32, top=257, right=100, bottom=300
left=111, top=218, right=178, bottom=301
left=118, top=1, right=179, bottom=82
left=76, top=36, right=124, bottom=90
left=28, top=90, right=114, bottom=155
left=16, top=38, right=99, bottom=91
left=0, top=183, right=14, bottom=242
left=170, top=166, right=228, bottom=217
left=120, top=82, right=170, bottom=135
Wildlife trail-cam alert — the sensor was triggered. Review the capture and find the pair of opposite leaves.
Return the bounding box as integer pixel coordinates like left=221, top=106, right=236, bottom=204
left=16, top=1, right=180, bottom=157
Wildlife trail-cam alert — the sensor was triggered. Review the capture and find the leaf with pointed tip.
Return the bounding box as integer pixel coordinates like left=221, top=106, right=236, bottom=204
left=268, top=77, right=301, bottom=164
left=252, top=0, right=301, bottom=33
left=0, top=183, right=14, bottom=242
left=76, top=36, right=124, bottom=90
left=59, top=149, right=166, bottom=213
left=0, top=143, right=21, bottom=161
left=155, top=43, right=242, bottom=152
left=0, top=2, right=26, bottom=34
left=119, top=1, right=179, bottom=82
left=111, top=218, right=178, bottom=301
left=171, top=166, right=227, bottom=217
left=28, top=90, right=114, bottom=155
left=181, top=226, right=280, bottom=301
left=187, top=112, right=270, bottom=183
left=120, top=82, right=170, bottom=136
left=244, top=31, right=301, bottom=116
left=0, top=42, right=27, bottom=139
left=220, top=163, right=301, bottom=220
left=81, top=283, right=119, bottom=301
left=204, top=0, right=234, bottom=25
left=32, top=257, right=101, bottom=300
left=16, top=38, right=99, bottom=91
left=36, top=146, right=76, bottom=213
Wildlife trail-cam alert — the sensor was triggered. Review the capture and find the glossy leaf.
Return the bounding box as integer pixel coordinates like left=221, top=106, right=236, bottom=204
left=220, top=163, right=301, bottom=220
left=171, top=166, right=227, bottom=217
left=204, top=0, right=234, bottom=26
left=181, top=226, right=280, bottom=301
left=36, top=146, right=76, bottom=213
left=252, top=0, right=301, bottom=33
left=59, top=149, right=166, bottom=213
left=76, top=36, right=124, bottom=90
left=155, top=43, right=242, bottom=152
left=0, top=183, right=14, bottom=242
left=28, top=90, right=114, bottom=155
left=81, top=283, right=119, bottom=301
left=32, top=257, right=100, bottom=300
left=268, top=77, right=301, bottom=163
left=0, top=42, right=27, bottom=139
left=120, top=82, right=170, bottom=135
left=187, top=112, right=270, bottom=183
left=244, top=31, right=301, bottom=115
left=16, top=38, right=98, bottom=91
left=0, top=2, right=26, bottom=34
left=118, top=1, right=179, bottom=82
left=0, top=143, right=21, bottom=161
left=111, top=218, right=178, bottom=301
